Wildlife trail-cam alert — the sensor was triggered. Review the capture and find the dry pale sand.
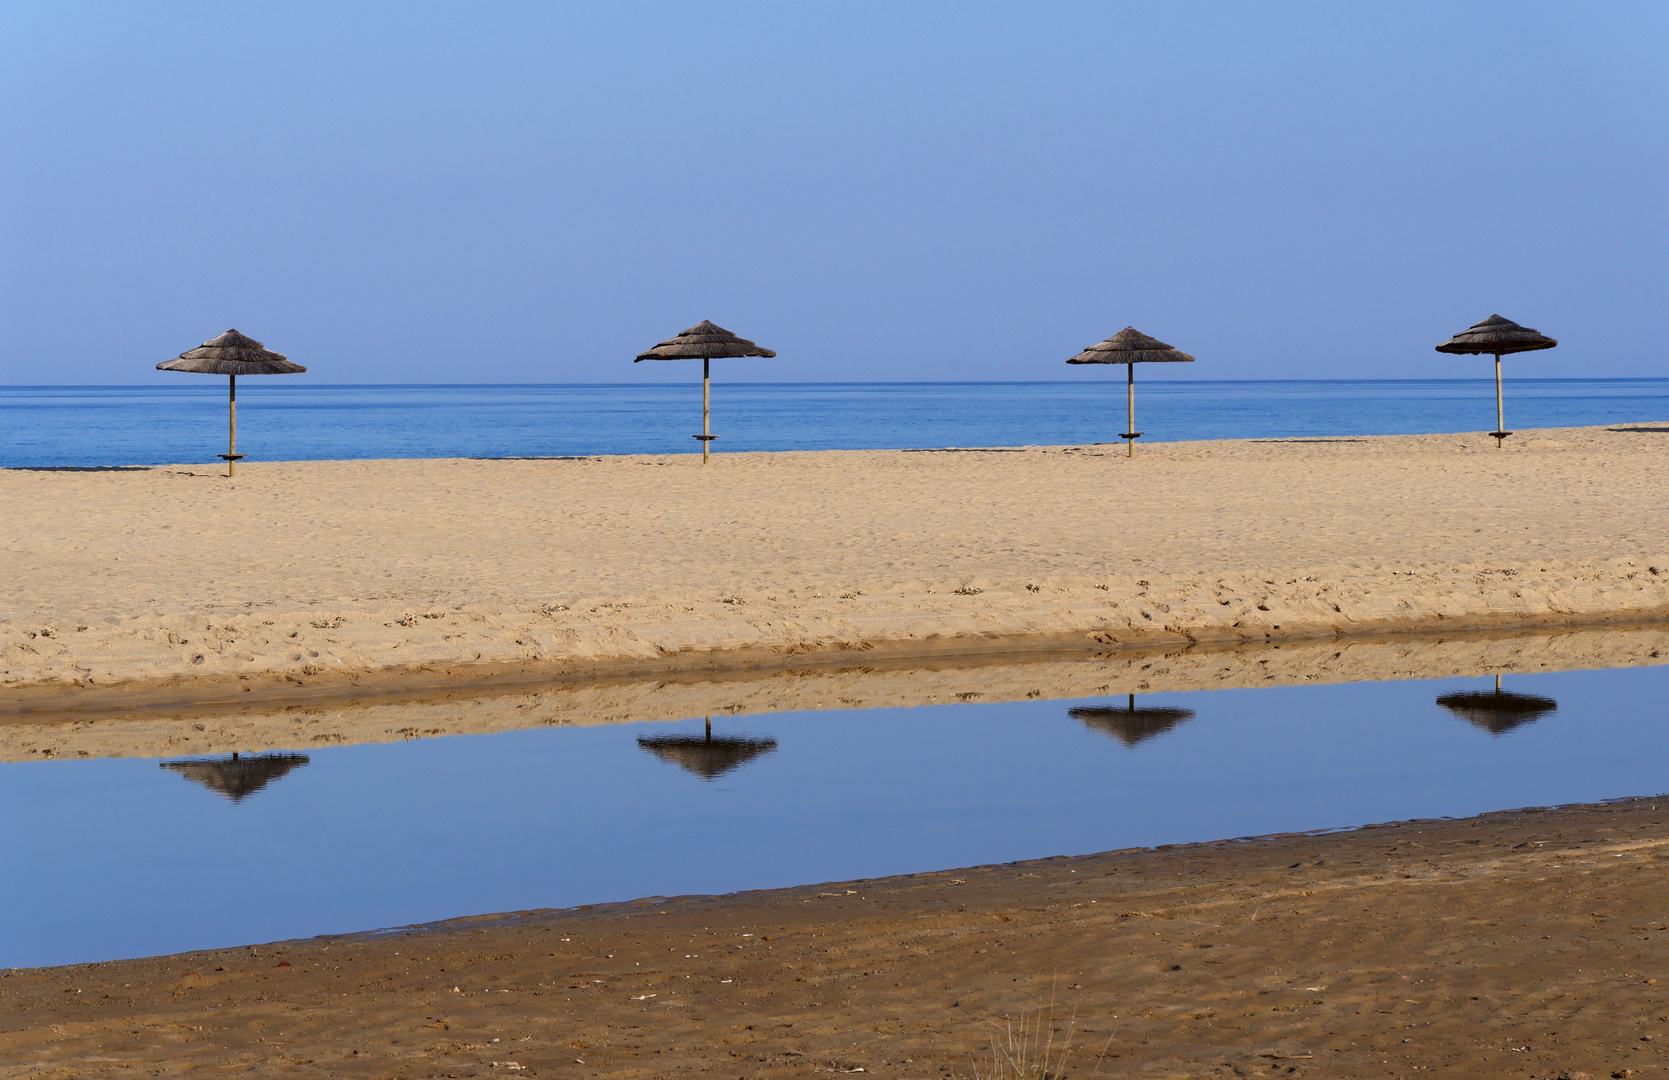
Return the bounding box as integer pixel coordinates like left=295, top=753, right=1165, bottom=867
left=7, top=796, right=1668, bottom=1079
left=5, top=424, right=1669, bottom=706
left=6, top=623, right=1668, bottom=762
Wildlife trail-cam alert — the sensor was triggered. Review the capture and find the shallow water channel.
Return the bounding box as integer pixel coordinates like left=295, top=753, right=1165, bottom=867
left=4, top=662, right=1667, bottom=968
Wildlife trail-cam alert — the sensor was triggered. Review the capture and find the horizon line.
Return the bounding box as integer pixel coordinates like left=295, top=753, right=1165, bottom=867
left=4, top=376, right=1667, bottom=390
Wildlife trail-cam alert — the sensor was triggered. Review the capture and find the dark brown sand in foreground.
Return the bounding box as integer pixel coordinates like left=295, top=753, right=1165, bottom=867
left=6, top=797, right=1668, bottom=1078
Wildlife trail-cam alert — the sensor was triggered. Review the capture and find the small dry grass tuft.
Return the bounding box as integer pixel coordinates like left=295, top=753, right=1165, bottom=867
left=971, top=985, right=1111, bottom=1080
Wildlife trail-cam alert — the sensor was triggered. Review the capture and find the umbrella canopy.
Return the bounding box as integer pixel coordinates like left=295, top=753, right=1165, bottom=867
left=159, top=752, right=310, bottom=802
left=1434, top=315, right=1557, bottom=357
left=1434, top=315, right=1556, bottom=447
left=156, top=329, right=306, bottom=375
left=1066, top=327, right=1195, bottom=457
left=1070, top=696, right=1197, bottom=748
left=1066, top=327, right=1197, bottom=366
left=634, top=321, right=776, bottom=463
left=634, top=320, right=776, bottom=362
left=156, top=330, right=305, bottom=475
left=1436, top=676, right=1557, bottom=735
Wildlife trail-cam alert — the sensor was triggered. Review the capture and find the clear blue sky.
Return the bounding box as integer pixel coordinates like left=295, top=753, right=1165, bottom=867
left=2, top=2, right=1664, bottom=384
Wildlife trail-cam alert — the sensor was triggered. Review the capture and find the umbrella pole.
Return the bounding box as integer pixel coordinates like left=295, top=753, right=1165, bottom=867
left=703, top=357, right=711, bottom=464
left=216, top=375, right=245, bottom=477
left=227, top=375, right=236, bottom=477
left=1127, top=362, right=1135, bottom=458
left=1493, top=353, right=1505, bottom=447
left=1117, top=362, right=1142, bottom=457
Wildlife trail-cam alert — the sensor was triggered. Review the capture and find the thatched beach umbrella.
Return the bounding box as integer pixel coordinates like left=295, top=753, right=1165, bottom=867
left=1070, top=695, right=1197, bottom=748
left=637, top=716, right=778, bottom=780
left=159, top=751, right=310, bottom=802
left=1066, top=327, right=1195, bottom=457
left=157, top=330, right=305, bottom=476
left=1434, top=315, right=1557, bottom=447
left=635, top=321, right=776, bottom=464
left=1436, top=675, right=1557, bottom=735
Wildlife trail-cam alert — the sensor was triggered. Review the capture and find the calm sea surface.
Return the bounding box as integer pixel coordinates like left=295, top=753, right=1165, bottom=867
left=3, top=379, right=1667, bottom=467
left=4, top=662, right=1666, bottom=968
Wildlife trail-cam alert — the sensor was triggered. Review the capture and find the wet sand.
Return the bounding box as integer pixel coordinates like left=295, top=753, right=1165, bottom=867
left=5, top=796, right=1668, bottom=1078
left=5, top=424, right=1669, bottom=708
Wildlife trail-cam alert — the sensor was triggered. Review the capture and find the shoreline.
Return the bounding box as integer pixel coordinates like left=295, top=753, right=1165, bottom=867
left=7, top=795, right=1667, bottom=1077
left=7, top=424, right=1669, bottom=707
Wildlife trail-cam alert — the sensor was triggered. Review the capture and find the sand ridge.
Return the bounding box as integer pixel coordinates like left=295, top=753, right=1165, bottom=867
left=5, top=623, right=1668, bottom=762
left=5, top=424, right=1668, bottom=700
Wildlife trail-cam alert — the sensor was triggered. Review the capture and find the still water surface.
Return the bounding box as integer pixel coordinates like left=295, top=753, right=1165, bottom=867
left=3, top=663, right=1666, bottom=969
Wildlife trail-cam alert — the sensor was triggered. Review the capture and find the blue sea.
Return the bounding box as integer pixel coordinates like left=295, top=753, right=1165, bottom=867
left=2, top=378, right=1667, bottom=468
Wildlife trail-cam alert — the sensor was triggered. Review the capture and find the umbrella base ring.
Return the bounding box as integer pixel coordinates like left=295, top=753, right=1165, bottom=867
left=692, top=435, right=719, bottom=442
left=1488, top=431, right=1513, bottom=440
left=217, top=454, right=247, bottom=461
left=1119, top=432, right=1144, bottom=440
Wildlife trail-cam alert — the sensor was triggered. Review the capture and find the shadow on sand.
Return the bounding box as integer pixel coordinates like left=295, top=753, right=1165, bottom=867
left=4, top=465, right=157, bottom=472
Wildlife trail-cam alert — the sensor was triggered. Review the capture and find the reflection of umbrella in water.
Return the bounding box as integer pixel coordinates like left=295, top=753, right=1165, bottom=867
left=1434, top=314, right=1557, bottom=447
left=1066, top=327, right=1196, bottom=458
left=634, top=321, right=777, bottom=465
left=160, top=751, right=311, bottom=801
left=1436, top=675, right=1557, bottom=735
left=1071, top=694, right=1197, bottom=747
left=156, top=330, right=307, bottom=477
left=637, top=717, right=778, bottom=780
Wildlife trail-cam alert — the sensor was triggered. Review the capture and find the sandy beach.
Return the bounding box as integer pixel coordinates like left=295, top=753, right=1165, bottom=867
left=5, top=424, right=1669, bottom=708
left=7, top=428, right=1669, bottom=1077
left=8, top=421, right=1669, bottom=1075
left=6, top=795, right=1668, bottom=1078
